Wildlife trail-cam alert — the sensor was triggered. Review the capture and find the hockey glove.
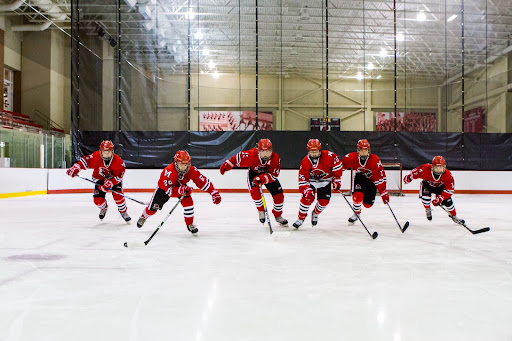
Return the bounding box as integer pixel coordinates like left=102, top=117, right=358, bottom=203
left=303, top=187, right=315, bottom=201
left=178, top=185, right=193, bottom=196
left=211, top=189, right=221, bottom=205
left=431, top=196, right=443, bottom=206
left=220, top=161, right=233, bottom=175
left=403, top=174, right=413, bottom=184
left=380, top=191, right=390, bottom=204
left=99, top=179, right=114, bottom=192
left=332, top=178, right=342, bottom=191
left=66, top=164, right=81, bottom=178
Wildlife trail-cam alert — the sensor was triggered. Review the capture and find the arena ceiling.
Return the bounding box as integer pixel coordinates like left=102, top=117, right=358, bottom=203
left=4, top=0, right=512, bottom=81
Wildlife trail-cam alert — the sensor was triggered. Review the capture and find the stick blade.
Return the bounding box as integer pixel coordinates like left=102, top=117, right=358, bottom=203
left=371, top=232, right=378, bottom=239
left=402, top=221, right=410, bottom=233
left=472, top=227, right=490, bottom=235
left=123, top=241, right=146, bottom=248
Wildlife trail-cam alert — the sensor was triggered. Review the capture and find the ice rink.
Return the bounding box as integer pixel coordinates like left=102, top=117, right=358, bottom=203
left=0, top=192, right=510, bottom=341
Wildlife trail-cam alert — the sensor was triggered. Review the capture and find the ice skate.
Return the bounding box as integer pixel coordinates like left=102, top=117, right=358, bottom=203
left=99, top=206, right=108, bottom=220
left=292, top=219, right=303, bottom=229
left=348, top=212, right=358, bottom=224
left=450, top=215, right=465, bottom=225
left=258, top=210, right=265, bottom=223
left=120, top=211, right=131, bottom=222
left=136, top=216, right=146, bottom=228
left=311, top=212, right=319, bottom=226
left=425, top=207, right=432, bottom=221
left=275, top=216, right=288, bottom=226
left=187, top=224, right=199, bottom=234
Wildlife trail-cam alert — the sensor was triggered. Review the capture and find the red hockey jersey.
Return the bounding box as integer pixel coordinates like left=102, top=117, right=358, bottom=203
left=157, top=163, right=215, bottom=196
left=341, top=152, right=387, bottom=192
left=225, top=148, right=281, bottom=183
left=298, top=150, right=342, bottom=191
left=77, top=151, right=126, bottom=185
left=410, top=164, right=455, bottom=200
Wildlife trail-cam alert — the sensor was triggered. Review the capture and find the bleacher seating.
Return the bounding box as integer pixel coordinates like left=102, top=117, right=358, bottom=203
left=1, top=109, right=44, bottom=131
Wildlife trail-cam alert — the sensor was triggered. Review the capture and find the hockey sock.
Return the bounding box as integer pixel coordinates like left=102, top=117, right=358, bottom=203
left=272, top=192, right=284, bottom=217
left=313, top=199, right=329, bottom=215
left=113, top=193, right=127, bottom=213
left=182, top=196, right=194, bottom=225
left=298, top=193, right=314, bottom=220
left=249, top=186, right=264, bottom=211
left=94, top=197, right=107, bottom=209
left=142, top=207, right=157, bottom=219
left=352, top=192, right=363, bottom=213
left=421, top=195, right=431, bottom=208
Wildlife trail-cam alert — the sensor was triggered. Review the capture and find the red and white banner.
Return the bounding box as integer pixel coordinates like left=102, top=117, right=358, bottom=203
left=199, top=111, right=273, bottom=131
left=464, top=107, right=485, bottom=133
left=376, top=112, right=436, bottom=132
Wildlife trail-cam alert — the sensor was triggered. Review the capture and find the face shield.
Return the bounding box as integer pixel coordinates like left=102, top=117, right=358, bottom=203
left=100, top=150, right=113, bottom=162
left=176, top=161, right=191, bottom=174
left=308, top=150, right=321, bottom=160
left=358, top=148, right=370, bottom=161
left=432, top=164, right=445, bottom=176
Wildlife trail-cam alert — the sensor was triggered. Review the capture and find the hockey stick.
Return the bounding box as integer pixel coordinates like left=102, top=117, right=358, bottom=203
left=78, top=176, right=148, bottom=205
left=124, top=194, right=186, bottom=248
left=259, top=185, right=290, bottom=237
left=439, top=205, right=490, bottom=235
left=387, top=203, right=409, bottom=233
left=340, top=192, right=378, bottom=239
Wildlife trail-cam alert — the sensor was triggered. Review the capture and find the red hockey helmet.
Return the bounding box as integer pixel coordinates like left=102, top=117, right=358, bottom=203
left=174, top=150, right=192, bottom=164
left=257, top=138, right=272, bottom=151
left=432, top=155, right=446, bottom=166
left=357, top=139, right=370, bottom=150
left=307, top=139, right=322, bottom=151
left=174, top=150, right=191, bottom=174
left=99, top=140, right=114, bottom=161
left=100, top=140, right=114, bottom=151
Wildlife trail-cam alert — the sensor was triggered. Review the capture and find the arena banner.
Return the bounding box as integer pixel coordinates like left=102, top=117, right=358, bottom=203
left=199, top=111, right=273, bottom=131
left=376, top=112, right=437, bottom=132
left=464, top=107, right=485, bottom=133
left=72, top=130, right=512, bottom=170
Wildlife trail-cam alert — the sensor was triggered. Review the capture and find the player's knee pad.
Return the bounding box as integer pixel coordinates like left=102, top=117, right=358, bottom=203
left=301, top=195, right=314, bottom=206
left=249, top=186, right=261, bottom=200
left=272, top=192, right=284, bottom=205
left=181, top=196, right=194, bottom=208
left=363, top=202, right=373, bottom=209
left=317, top=198, right=329, bottom=207
left=112, top=192, right=125, bottom=202
left=353, top=192, right=363, bottom=204
left=93, top=197, right=106, bottom=207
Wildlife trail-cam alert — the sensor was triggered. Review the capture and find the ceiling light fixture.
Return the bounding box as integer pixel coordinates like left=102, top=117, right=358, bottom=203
left=396, top=32, right=404, bottom=42
left=417, top=10, right=426, bottom=22
left=194, top=30, right=203, bottom=39
left=447, top=14, right=457, bottom=22
left=380, top=48, right=388, bottom=58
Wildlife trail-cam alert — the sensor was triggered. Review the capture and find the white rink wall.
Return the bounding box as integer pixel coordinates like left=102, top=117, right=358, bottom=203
left=1, top=168, right=512, bottom=195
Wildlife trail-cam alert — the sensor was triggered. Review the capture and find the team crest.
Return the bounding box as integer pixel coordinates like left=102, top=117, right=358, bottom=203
left=99, top=167, right=113, bottom=179
left=310, top=169, right=328, bottom=180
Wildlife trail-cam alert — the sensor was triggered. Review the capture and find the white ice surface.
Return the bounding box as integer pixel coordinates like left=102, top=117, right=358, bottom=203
left=0, top=193, right=511, bottom=341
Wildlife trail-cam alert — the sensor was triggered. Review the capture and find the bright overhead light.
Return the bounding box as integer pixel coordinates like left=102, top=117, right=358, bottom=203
left=417, top=10, right=426, bottom=22
left=380, top=48, right=388, bottom=58
left=143, top=21, right=154, bottom=31
left=194, top=30, right=203, bottom=39
left=447, top=14, right=457, bottom=22
left=202, top=48, right=209, bottom=56
left=185, top=9, right=195, bottom=20
left=158, top=39, right=166, bottom=48
left=368, top=62, right=374, bottom=70
left=356, top=71, right=363, bottom=80
left=396, top=32, right=404, bottom=42
left=212, top=71, right=220, bottom=79
left=376, top=75, right=382, bottom=79
left=208, top=60, right=215, bottom=69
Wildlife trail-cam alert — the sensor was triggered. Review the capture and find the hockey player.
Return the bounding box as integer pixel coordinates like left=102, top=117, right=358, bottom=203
left=403, top=155, right=464, bottom=224
left=66, top=140, right=131, bottom=222
left=341, top=139, right=390, bottom=223
left=136, top=150, right=221, bottom=234
left=293, top=139, right=343, bottom=228
left=220, top=138, right=288, bottom=226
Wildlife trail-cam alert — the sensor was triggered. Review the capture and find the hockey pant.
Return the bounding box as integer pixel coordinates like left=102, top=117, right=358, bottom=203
left=420, top=180, right=457, bottom=216
left=93, top=181, right=127, bottom=213
left=248, top=179, right=284, bottom=218
left=141, top=187, right=195, bottom=225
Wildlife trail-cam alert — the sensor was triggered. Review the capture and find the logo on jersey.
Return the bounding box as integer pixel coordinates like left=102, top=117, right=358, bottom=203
left=310, top=169, right=328, bottom=180
left=254, top=165, right=269, bottom=173
left=99, top=167, right=113, bottom=179
left=357, top=167, right=372, bottom=178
